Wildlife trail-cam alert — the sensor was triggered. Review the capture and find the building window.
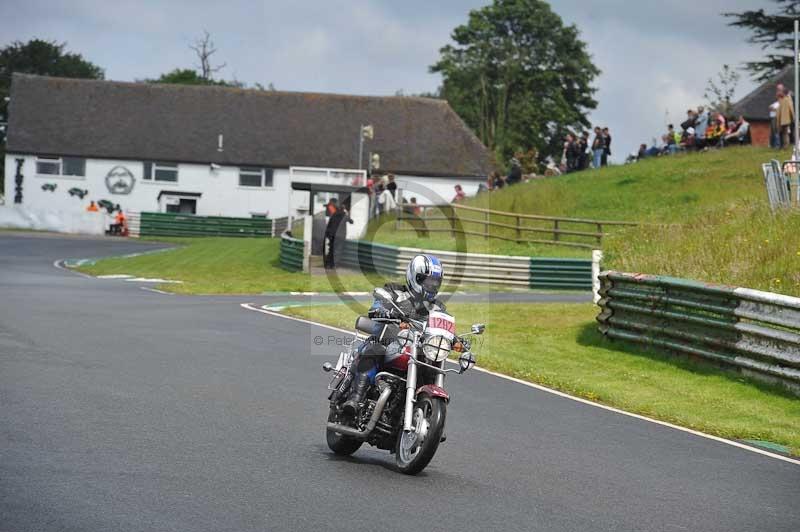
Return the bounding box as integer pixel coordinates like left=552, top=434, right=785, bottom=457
left=62, top=157, right=86, bottom=176
left=36, top=157, right=61, bottom=175
left=144, top=162, right=178, bottom=182
left=35, top=156, right=86, bottom=177
left=239, top=167, right=274, bottom=188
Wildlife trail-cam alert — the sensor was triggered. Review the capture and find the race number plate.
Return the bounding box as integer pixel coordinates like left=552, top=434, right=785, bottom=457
left=427, top=311, right=455, bottom=341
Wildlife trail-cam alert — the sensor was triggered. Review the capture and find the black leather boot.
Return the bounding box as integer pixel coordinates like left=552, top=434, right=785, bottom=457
left=342, top=373, right=369, bottom=416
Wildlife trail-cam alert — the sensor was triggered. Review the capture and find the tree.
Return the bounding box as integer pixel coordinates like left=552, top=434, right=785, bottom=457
left=704, top=64, right=741, bottom=115
left=430, top=0, right=599, bottom=165
left=725, top=0, right=800, bottom=81
left=145, top=68, right=242, bottom=87
left=145, top=31, right=276, bottom=89
left=0, top=39, right=104, bottom=193
left=190, top=30, right=226, bottom=81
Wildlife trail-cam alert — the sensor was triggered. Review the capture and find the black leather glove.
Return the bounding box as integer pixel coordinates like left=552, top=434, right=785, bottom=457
left=369, top=307, right=399, bottom=320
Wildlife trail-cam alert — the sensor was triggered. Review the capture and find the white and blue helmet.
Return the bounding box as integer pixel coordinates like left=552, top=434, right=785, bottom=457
left=406, top=254, right=443, bottom=302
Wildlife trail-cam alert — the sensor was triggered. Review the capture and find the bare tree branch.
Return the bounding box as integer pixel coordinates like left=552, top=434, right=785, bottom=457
left=189, top=30, right=226, bottom=80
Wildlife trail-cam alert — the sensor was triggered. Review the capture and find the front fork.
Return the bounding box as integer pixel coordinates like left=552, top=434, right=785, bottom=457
left=402, top=335, right=446, bottom=432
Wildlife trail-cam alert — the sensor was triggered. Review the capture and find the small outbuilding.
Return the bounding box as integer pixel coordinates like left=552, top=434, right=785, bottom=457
left=730, top=66, right=793, bottom=147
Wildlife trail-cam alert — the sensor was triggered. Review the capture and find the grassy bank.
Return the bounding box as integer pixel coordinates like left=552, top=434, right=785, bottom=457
left=77, top=237, right=380, bottom=294
left=284, top=301, right=800, bottom=455
left=75, top=237, right=516, bottom=294
left=370, top=146, right=800, bottom=295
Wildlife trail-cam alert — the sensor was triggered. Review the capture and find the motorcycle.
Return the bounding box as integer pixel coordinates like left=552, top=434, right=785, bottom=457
left=322, top=287, right=483, bottom=475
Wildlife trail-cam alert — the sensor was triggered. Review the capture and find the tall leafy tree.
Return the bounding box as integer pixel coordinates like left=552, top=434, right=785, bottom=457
left=0, top=39, right=104, bottom=193
left=431, top=0, right=599, bottom=165
left=725, top=0, right=800, bottom=81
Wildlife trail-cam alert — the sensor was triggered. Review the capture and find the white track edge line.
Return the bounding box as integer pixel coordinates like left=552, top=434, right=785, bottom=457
left=140, top=286, right=172, bottom=295
left=240, top=302, right=800, bottom=467
left=53, top=259, right=94, bottom=279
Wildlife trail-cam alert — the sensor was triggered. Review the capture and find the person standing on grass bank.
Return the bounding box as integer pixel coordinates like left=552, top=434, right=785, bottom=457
left=601, top=127, right=611, bottom=166
left=591, top=127, right=605, bottom=169
left=452, top=184, right=466, bottom=203
left=578, top=131, right=590, bottom=170
left=506, top=157, right=522, bottom=185
left=386, top=174, right=397, bottom=199
left=694, top=106, right=709, bottom=147
left=777, top=82, right=795, bottom=148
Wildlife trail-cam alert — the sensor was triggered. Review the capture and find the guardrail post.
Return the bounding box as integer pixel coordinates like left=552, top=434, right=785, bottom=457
left=592, top=250, right=603, bottom=304
left=302, top=214, right=312, bottom=273
left=484, top=211, right=489, bottom=239
left=516, top=215, right=521, bottom=242
left=554, top=220, right=560, bottom=242
left=596, top=223, right=603, bottom=244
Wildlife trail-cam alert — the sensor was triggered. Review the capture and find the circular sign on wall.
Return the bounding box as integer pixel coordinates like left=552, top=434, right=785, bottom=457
left=105, top=166, right=135, bottom=194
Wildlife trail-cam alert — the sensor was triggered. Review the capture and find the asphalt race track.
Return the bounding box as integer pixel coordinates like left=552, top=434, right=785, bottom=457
left=1, top=233, right=798, bottom=532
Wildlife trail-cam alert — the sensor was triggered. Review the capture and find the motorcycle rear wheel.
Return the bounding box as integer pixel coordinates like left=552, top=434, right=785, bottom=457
left=326, top=406, right=363, bottom=456
left=395, top=395, right=446, bottom=475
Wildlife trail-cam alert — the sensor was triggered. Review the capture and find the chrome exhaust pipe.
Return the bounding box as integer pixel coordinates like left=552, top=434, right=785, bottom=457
left=327, top=385, right=392, bottom=440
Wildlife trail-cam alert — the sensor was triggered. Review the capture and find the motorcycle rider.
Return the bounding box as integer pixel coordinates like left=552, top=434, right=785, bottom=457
left=341, top=254, right=446, bottom=416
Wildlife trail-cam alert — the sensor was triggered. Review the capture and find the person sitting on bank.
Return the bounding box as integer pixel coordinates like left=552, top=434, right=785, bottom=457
left=86, top=201, right=99, bottom=212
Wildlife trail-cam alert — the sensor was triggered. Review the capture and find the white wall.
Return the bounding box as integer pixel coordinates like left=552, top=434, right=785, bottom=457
left=4, top=154, right=293, bottom=220
left=3, top=154, right=486, bottom=226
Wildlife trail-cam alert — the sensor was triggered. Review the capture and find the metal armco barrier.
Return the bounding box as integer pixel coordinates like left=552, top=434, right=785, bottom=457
left=280, top=235, right=305, bottom=271
left=336, top=240, right=591, bottom=289
left=531, top=258, right=592, bottom=289
left=597, top=271, right=800, bottom=392
left=139, top=212, right=272, bottom=238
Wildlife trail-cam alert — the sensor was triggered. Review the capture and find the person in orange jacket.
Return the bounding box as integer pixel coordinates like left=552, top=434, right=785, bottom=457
left=86, top=201, right=99, bottom=212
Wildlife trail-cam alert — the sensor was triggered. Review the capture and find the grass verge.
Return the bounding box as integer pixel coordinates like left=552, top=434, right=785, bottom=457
left=76, top=237, right=522, bottom=294
left=283, top=301, right=800, bottom=455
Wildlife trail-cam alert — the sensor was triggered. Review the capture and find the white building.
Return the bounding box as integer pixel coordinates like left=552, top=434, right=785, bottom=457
left=4, top=74, right=492, bottom=224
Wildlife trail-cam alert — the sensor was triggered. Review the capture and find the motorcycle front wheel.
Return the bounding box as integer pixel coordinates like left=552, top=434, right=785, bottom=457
left=395, top=395, right=446, bottom=475
left=326, top=406, right=363, bottom=456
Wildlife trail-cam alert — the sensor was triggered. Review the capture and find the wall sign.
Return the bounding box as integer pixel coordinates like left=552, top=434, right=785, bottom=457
left=14, top=158, right=24, bottom=204
left=41, top=183, right=57, bottom=192
left=105, top=165, right=135, bottom=194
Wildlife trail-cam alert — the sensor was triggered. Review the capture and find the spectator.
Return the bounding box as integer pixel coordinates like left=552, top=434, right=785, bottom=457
left=506, top=157, right=522, bottom=185
left=409, top=196, right=421, bottom=216
left=562, top=133, right=578, bottom=172
left=452, top=184, right=466, bottom=203
left=680, top=127, right=696, bottom=150
left=681, top=109, right=696, bottom=132
left=637, top=143, right=648, bottom=160
left=769, top=100, right=780, bottom=148
left=591, top=126, right=605, bottom=168
left=324, top=205, right=353, bottom=269
left=376, top=182, right=396, bottom=215
left=325, top=197, right=338, bottom=217
left=86, top=201, right=99, bottom=212
left=602, top=127, right=611, bottom=166
left=386, top=174, right=397, bottom=199
left=694, top=106, right=709, bottom=146
left=578, top=132, right=590, bottom=169
left=723, top=115, right=750, bottom=145
left=777, top=82, right=794, bottom=148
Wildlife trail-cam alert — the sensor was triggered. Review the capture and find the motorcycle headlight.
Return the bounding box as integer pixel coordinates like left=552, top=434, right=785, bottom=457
left=422, top=335, right=451, bottom=362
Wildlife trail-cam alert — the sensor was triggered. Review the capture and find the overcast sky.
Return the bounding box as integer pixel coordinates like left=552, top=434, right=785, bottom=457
left=0, top=0, right=776, bottom=162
